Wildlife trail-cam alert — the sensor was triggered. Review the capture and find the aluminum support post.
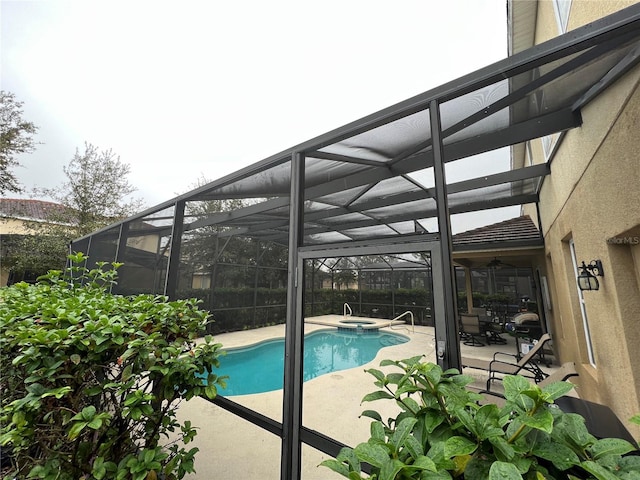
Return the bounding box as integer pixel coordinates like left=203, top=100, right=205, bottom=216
left=430, top=100, right=461, bottom=371
left=281, top=152, right=305, bottom=480
left=164, top=200, right=185, bottom=299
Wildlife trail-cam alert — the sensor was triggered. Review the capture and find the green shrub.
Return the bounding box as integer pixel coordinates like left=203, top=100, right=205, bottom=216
left=321, top=357, right=640, bottom=480
left=0, top=253, right=226, bottom=480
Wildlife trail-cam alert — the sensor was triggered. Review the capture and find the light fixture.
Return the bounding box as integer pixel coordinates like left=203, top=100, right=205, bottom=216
left=577, top=260, right=604, bottom=291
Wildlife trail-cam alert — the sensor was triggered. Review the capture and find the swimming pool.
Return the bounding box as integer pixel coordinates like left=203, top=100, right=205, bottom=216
left=209, top=329, right=408, bottom=396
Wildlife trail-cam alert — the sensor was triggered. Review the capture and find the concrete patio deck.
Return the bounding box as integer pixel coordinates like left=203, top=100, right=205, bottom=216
left=175, top=321, right=555, bottom=479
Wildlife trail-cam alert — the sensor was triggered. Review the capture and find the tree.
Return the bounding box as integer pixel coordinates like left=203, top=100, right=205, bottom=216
left=0, top=91, right=39, bottom=194
left=180, top=175, right=251, bottom=286
left=178, top=177, right=288, bottom=299
left=1, top=233, right=69, bottom=282
left=47, top=142, right=145, bottom=237
left=2, top=143, right=144, bottom=281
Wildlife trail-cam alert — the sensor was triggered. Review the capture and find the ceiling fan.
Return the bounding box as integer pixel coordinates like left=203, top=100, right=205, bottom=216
left=486, top=257, right=516, bottom=269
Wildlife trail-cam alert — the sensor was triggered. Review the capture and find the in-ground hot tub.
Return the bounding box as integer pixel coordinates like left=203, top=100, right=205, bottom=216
left=305, top=314, right=406, bottom=331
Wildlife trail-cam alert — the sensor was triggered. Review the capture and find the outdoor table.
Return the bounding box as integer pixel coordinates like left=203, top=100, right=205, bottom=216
left=478, top=316, right=507, bottom=344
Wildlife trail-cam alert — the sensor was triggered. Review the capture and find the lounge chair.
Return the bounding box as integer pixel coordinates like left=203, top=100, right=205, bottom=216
left=484, top=333, right=553, bottom=389
left=461, top=333, right=553, bottom=389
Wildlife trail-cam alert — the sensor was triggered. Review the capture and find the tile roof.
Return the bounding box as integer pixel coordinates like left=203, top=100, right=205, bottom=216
left=0, top=198, right=68, bottom=221
left=452, top=215, right=542, bottom=248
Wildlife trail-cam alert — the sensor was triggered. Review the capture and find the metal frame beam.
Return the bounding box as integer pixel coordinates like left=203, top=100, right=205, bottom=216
left=308, top=150, right=391, bottom=167
left=298, top=235, right=440, bottom=258
left=211, top=396, right=282, bottom=436
left=573, top=42, right=640, bottom=110
left=188, top=163, right=549, bottom=240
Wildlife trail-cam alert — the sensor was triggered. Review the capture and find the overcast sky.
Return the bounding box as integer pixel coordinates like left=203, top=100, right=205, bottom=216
left=2, top=0, right=517, bottom=232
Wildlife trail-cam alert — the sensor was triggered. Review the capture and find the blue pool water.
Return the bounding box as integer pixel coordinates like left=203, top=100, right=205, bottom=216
left=209, top=329, right=408, bottom=396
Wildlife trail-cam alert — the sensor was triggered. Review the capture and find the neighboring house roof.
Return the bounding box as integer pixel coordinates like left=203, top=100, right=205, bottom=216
left=452, top=215, right=543, bottom=249
left=0, top=198, right=68, bottom=223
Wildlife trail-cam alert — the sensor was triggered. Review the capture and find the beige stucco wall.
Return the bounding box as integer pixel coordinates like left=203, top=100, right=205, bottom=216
left=534, top=0, right=636, bottom=44
left=1, top=217, right=41, bottom=235
left=1, top=218, right=48, bottom=286
left=125, top=234, right=162, bottom=254
left=541, top=79, right=640, bottom=428
left=530, top=0, right=640, bottom=433
left=565, top=0, right=638, bottom=33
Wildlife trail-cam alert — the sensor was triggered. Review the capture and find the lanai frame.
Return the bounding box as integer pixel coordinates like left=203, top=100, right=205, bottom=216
left=71, top=6, right=640, bottom=478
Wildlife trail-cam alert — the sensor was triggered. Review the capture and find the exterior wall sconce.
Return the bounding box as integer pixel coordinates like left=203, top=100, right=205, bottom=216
left=577, top=260, right=604, bottom=291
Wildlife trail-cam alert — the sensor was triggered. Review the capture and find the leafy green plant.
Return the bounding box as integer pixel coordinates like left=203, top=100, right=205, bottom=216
left=321, top=357, right=640, bottom=480
left=0, top=253, right=226, bottom=480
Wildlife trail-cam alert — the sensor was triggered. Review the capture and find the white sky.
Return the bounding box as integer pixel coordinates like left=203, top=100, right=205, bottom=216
left=2, top=0, right=518, bottom=232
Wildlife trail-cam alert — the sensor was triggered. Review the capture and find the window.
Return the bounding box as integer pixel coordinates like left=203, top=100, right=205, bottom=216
left=191, top=272, right=211, bottom=290
left=542, top=133, right=560, bottom=161
left=553, top=0, right=572, bottom=34
left=569, top=239, right=596, bottom=366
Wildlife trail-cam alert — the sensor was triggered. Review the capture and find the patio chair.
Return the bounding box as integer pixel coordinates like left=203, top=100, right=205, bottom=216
left=484, top=333, right=553, bottom=390
left=459, top=313, right=486, bottom=346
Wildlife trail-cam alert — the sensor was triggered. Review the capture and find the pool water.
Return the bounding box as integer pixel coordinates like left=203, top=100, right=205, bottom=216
left=208, top=329, right=408, bottom=396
